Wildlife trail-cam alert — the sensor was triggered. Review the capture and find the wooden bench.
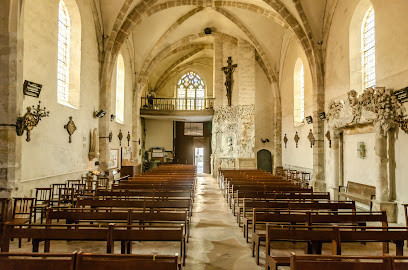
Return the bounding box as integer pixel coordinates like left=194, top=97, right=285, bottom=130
left=0, top=252, right=180, bottom=270
left=251, top=210, right=388, bottom=264
left=1, top=224, right=187, bottom=265
left=339, top=181, right=376, bottom=210
left=75, top=252, right=179, bottom=270
left=287, top=254, right=393, bottom=270
left=263, top=225, right=408, bottom=268
left=239, top=200, right=356, bottom=226
left=46, top=208, right=190, bottom=241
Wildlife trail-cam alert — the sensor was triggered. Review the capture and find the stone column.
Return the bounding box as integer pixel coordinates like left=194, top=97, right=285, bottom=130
left=372, top=122, right=396, bottom=222
left=272, top=81, right=282, bottom=170
left=0, top=0, right=24, bottom=197
left=330, top=129, right=341, bottom=199
left=213, top=36, right=224, bottom=110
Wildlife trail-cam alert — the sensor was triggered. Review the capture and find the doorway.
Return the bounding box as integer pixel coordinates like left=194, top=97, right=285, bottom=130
left=257, top=149, right=272, bottom=172
left=194, top=148, right=204, bottom=173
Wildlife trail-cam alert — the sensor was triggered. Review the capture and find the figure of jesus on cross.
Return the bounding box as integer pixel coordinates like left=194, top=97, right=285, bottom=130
left=222, top=57, right=237, bottom=106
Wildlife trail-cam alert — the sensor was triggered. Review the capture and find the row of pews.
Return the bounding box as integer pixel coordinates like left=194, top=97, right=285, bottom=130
left=0, top=164, right=196, bottom=269
left=218, top=168, right=408, bottom=270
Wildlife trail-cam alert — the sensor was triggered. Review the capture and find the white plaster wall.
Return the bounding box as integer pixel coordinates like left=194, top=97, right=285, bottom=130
left=324, top=0, right=408, bottom=223
left=144, top=119, right=173, bottom=152
left=280, top=38, right=313, bottom=171
left=18, top=0, right=134, bottom=196
left=343, top=132, right=376, bottom=187
left=255, top=63, right=274, bottom=156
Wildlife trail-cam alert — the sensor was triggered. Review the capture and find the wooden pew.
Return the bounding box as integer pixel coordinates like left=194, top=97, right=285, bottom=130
left=232, top=192, right=330, bottom=215
left=0, top=252, right=180, bottom=270
left=77, top=198, right=193, bottom=218
left=75, top=253, right=179, bottom=270
left=95, top=190, right=193, bottom=200
left=251, top=210, right=388, bottom=264
left=287, top=254, right=393, bottom=270
left=0, top=252, right=76, bottom=270
left=1, top=224, right=186, bottom=265
left=263, top=225, right=408, bottom=267
left=45, top=208, right=190, bottom=240
left=239, top=200, right=356, bottom=226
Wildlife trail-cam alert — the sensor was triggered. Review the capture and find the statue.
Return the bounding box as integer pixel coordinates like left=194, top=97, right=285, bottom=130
left=221, top=57, right=237, bottom=106
left=89, top=128, right=100, bottom=160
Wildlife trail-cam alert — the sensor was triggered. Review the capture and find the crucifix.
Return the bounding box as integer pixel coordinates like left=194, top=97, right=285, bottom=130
left=221, top=56, right=238, bottom=106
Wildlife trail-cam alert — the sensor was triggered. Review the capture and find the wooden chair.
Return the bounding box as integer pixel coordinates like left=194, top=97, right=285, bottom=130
left=50, top=183, right=66, bottom=206
left=33, top=188, right=52, bottom=223
left=97, top=176, right=110, bottom=189
left=66, top=179, right=82, bottom=188
left=9, top=197, right=35, bottom=247
left=57, top=187, right=75, bottom=207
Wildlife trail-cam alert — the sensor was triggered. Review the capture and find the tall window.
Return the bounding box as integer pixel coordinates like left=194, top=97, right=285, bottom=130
left=294, top=59, right=305, bottom=124
left=57, top=0, right=71, bottom=103
left=116, top=54, right=125, bottom=123
left=176, top=72, right=205, bottom=110
left=362, top=6, right=375, bottom=89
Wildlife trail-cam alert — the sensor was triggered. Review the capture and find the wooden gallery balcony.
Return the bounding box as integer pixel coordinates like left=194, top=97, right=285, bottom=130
left=140, top=97, right=215, bottom=120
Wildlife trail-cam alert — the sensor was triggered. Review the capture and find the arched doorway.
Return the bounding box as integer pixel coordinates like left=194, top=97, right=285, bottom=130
left=257, top=149, right=272, bottom=172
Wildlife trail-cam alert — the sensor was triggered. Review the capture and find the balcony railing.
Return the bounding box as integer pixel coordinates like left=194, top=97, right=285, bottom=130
left=141, top=97, right=214, bottom=111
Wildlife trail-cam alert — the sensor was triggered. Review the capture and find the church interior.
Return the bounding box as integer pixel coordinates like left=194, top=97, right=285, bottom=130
left=1, top=0, right=408, bottom=269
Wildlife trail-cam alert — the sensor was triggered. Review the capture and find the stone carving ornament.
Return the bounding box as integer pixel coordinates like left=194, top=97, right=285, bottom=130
left=64, top=116, right=77, bottom=143
left=327, top=87, right=406, bottom=136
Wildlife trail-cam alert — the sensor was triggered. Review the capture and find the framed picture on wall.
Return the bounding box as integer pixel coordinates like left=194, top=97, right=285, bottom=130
left=109, top=149, right=119, bottom=169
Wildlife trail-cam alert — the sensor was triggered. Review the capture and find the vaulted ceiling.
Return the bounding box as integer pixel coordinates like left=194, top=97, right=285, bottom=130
left=96, top=0, right=327, bottom=92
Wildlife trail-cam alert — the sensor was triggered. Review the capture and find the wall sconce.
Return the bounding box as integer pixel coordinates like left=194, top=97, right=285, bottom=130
left=94, top=109, right=106, bottom=118
left=127, top=131, right=131, bottom=146
left=306, top=116, right=313, bottom=124
left=319, top=112, right=326, bottom=121
left=16, top=101, right=50, bottom=142
left=261, top=138, right=270, bottom=143
left=110, top=114, right=116, bottom=121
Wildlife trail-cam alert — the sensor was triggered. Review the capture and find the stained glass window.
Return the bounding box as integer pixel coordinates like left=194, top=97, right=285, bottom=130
left=294, top=60, right=305, bottom=124
left=57, top=0, right=71, bottom=103
left=362, top=7, right=375, bottom=89
left=177, top=72, right=205, bottom=110
left=116, top=54, right=125, bottom=123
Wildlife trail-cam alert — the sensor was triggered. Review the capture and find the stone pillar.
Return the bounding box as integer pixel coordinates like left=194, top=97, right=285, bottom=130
left=213, top=37, right=224, bottom=110
left=272, top=82, right=282, bottom=170
left=0, top=0, right=24, bottom=197
left=237, top=38, right=255, bottom=106
left=330, top=129, right=341, bottom=199
left=372, top=122, right=396, bottom=222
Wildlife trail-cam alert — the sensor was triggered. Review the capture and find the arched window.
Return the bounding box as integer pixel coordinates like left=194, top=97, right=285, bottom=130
left=57, top=0, right=71, bottom=104
left=116, top=54, right=125, bottom=123
left=362, top=6, right=375, bottom=89
left=176, top=72, right=205, bottom=110
left=294, top=59, right=305, bottom=124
